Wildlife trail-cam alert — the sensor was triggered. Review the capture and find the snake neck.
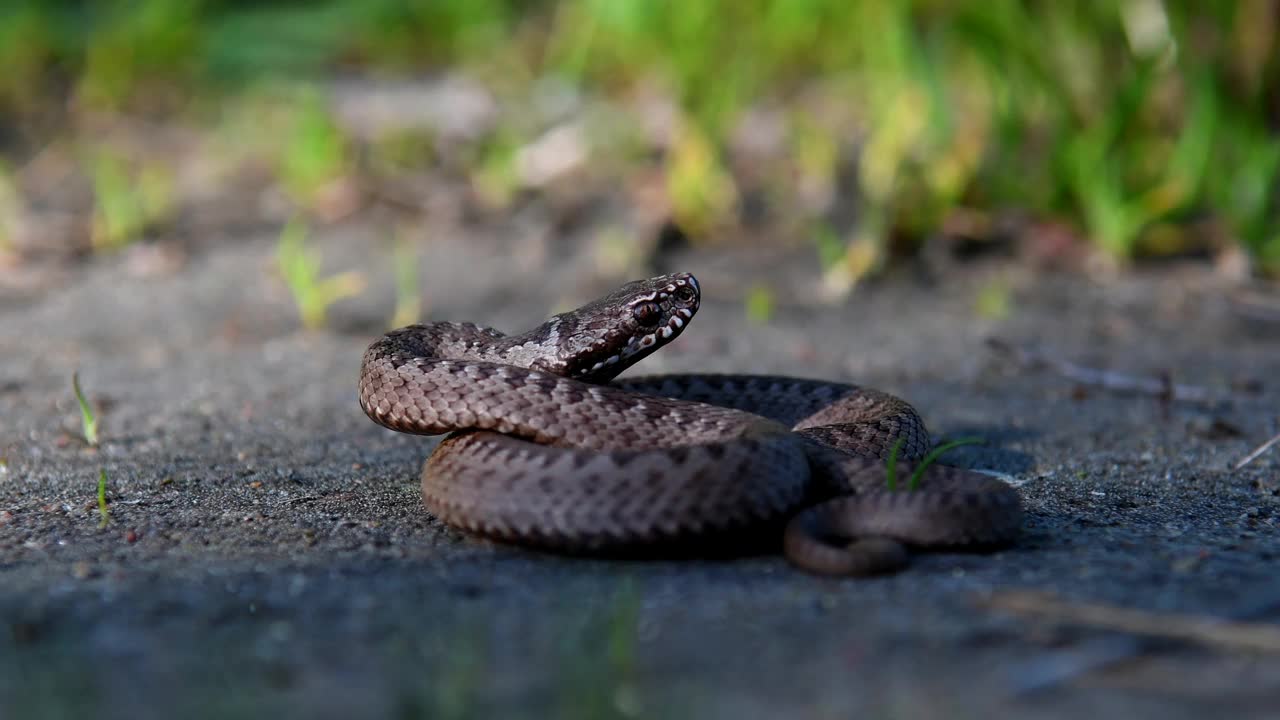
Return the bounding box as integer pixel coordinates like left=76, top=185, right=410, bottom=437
left=496, top=313, right=663, bottom=383
left=373, top=322, right=552, bottom=369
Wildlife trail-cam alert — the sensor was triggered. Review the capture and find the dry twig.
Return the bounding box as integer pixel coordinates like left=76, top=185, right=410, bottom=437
left=981, top=590, right=1280, bottom=654
left=985, top=338, right=1226, bottom=404
left=1234, top=430, right=1280, bottom=470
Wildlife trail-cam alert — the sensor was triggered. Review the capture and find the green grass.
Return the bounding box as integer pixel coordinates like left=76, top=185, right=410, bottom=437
left=3, top=1, right=1279, bottom=275
left=744, top=284, right=775, bottom=324
left=88, top=149, right=174, bottom=251
left=97, top=468, right=110, bottom=528
left=390, top=230, right=421, bottom=328
left=276, top=87, right=349, bottom=205
left=974, top=280, right=1012, bottom=321
left=555, top=579, right=643, bottom=720
left=72, top=373, right=109, bottom=527
left=71, top=372, right=98, bottom=447
left=275, top=217, right=366, bottom=330
left=886, top=437, right=986, bottom=492
left=885, top=438, right=905, bottom=492
left=0, top=162, right=18, bottom=254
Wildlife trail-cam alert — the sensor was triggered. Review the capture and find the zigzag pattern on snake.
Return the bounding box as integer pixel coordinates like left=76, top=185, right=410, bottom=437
left=358, top=272, right=1022, bottom=575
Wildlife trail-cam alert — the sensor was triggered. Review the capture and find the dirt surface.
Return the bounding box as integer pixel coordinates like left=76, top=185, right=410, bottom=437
left=2, top=223, right=1279, bottom=719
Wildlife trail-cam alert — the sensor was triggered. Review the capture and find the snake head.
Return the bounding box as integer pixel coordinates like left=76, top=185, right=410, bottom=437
left=552, top=272, right=700, bottom=382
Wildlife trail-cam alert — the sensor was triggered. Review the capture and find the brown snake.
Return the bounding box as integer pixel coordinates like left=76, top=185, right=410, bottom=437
left=358, top=273, right=1022, bottom=575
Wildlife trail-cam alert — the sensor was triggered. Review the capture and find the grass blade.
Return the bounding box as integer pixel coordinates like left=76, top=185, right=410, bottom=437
left=885, top=437, right=905, bottom=491
left=72, top=372, right=98, bottom=447
left=97, top=468, right=110, bottom=528
left=909, top=437, right=987, bottom=491
left=390, top=230, right=420, bottom=328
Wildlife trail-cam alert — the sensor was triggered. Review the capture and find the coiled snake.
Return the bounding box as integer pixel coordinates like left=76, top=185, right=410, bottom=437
left=358, top=273, right=1022, bottom=575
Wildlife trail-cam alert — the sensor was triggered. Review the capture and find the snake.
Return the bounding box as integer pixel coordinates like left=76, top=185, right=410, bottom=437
left=358, top=272, right=1022, bottom=575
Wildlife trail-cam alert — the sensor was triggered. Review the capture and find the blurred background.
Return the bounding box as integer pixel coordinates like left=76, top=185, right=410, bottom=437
left=1, top=0, right=1278, bottom=319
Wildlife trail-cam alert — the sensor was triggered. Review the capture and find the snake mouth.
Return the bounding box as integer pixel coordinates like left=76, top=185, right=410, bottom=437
left=576, top=313, right=688, bottom=377
left=582, top=353, right=622, bottom=375
left=636, top=311, right=689, bottom=348
left=562, top=272, right=700, bottom=380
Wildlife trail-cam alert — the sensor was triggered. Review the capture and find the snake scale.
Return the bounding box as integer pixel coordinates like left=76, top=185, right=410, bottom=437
left=358, top=273, right=1022, bottom=575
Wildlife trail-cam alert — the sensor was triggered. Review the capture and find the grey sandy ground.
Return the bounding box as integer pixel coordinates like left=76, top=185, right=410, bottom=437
left=1, top=226, right=1278, bottom=719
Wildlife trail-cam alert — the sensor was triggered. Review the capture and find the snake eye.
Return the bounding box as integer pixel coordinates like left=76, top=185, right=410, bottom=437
left=632, top=301, right=662, bottom=326
left=674, top=285, right=696, bottom=303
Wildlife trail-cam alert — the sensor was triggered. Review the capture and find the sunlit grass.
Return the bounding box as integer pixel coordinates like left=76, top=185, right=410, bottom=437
left=275, top=217, right=366, bottom=330
left=974, top=280, right=1012, bottom=321
left=89, top=150, right=174, bottom=251
left=75, top=0, right=201, bottom=111
left=4, top=1, right=1278, bottom=274
left=0, top=162, right=18, bottom=255
left=665, top=123, right=738, bottom=239
left=277, top=88, right=349, bottom=205
left=97, top=468, right=110, bottom=528
left=390, top=230, right=421, bottom=328
left=72, top=372, right=109, bottom=527
left=744, top=284, right=774, bottom=324
left=469, top=127, right=522, bottom=210
left=72, top=372, right=99, bottom=447
left=0, top=5, right=54, bottom=113
left=811, top=224, right=846, bottom=274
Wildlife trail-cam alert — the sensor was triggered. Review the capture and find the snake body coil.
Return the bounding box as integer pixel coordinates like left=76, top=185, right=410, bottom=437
left=358, top=273, right=1021, bottom=575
